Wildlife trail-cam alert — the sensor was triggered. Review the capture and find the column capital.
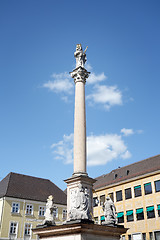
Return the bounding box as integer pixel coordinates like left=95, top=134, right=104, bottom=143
left=70, top=66, right=90, bottom=84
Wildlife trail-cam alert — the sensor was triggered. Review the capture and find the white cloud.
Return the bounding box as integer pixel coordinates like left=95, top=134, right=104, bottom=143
left=137, top=129, right=144, bottom=134
left=87, top=84, right=122, bottom=110
left=51, top=133, right=131, bottom=166
left=121, top=128, right=144, bottom=136
left=85, top=62, right=93, bottom=71
left=87, top=72, right=107, bottom=85
left=121, top=150, right=132, bottom=159
left=43, top=72, right=73, bottom=95
left=121, top=128, right=134, bottom=136
left=42, top=66, right=124, bottom=110
left=51, top=134, right=74, bottom=164
left=87, top=134, right=131, bottom=166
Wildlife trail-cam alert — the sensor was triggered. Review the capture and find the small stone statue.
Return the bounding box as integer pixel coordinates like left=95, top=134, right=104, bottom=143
left=102, top=196, right=117, bottom=226
left=43, top=195, right=56, bottom=226
left=74, top=44, right=88, bottom=68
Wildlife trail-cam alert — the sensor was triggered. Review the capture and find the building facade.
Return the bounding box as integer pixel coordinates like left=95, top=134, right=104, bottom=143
left=93, top=155, right=160, bottom=240
left=0, top=172, right=67, bottom=240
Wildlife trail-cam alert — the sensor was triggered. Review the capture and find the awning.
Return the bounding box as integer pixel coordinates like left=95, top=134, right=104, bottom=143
left=136, top=208, right=143, bottom=214
left=101, top=216, right=105, bottom=220
left=126, top=210, right=133, bottom=216
left=146, top=206, right=154, bottom=212
left=117, top=212, right=124, bottom=218
left=144, top=183, right=151, bottom=186
left=157, top=205, right=160, bottom=210
left=134, top=185, right=141, bottom=189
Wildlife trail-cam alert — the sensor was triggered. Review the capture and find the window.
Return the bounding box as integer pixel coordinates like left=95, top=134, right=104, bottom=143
left=142, top=233, right=146, bottom=240
left=12, top=202, right=20, bottom=213
left=126, top=210, right=134, bottom=222
left=134, top=185, right=142, bottom=197
left=100, top=215, right=105, bottom=224
left=117, top=212, right=124, bottom=223
left=157, top=204, right=160, bottom=217
left=155, top=231, right=160, bottom=240
left=125, top=188, right=132, bottom=200
left=9, top=222, right=18, bottom=239
left=149, top=232, right=153, bottom=240
left=62, top=209, right=67, bottom=220
left=94, top=217, right=98, bottom=224
left=93, top=197, right=99, bottom=207
left=53, top=208, right=58, bottom=219
left=26, top=204, right=33, bottom=215
left=155, top=180, right=160, bottom=192
left=39, top=206, right=45, bottom=216
left=116, top=190, right=122, bottom=202
left=136, top=208, right=144, bottom=220
left=146, top=206, right=155, bottom=219
left=121, top=235, right=125, bottom=240
left=100, top=195, right=105, bottom=206
left=126, top=170, right=130, bottom=175
left=24, top=223, right=32, bottom=240
left=144, top=182, right=152, bottom=195
left=108, top=192, right=114, bottom=202
left=133, top=233, right=142, bottom=240
left=128, top=235, right=131, bottom=240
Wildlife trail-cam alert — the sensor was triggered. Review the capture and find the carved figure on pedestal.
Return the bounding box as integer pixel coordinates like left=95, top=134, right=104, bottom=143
left=74, top=44, right=88, bottom=68
left=102, top=196, right=117, bottom=226
left=68, top=184, right=91, bottom=220
left=43, top=195, right=56, bottom=226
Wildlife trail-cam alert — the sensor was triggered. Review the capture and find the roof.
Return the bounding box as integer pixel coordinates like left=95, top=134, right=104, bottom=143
left=94, top=154, right=160, bottom=190
left=0, top=172, right=67, bottom=205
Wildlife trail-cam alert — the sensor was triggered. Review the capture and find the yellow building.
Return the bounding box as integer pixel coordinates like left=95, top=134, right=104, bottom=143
left=93, top=155, right=160, bottom=240
left=0, top=172, right=67, bottom=240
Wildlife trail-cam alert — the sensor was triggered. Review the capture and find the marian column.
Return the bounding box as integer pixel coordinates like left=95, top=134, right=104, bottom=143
left=65, top=44, right=96, bottom=222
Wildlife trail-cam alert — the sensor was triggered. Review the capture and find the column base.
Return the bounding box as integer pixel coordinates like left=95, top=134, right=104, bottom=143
left=64, top=175, right=96, bottom=222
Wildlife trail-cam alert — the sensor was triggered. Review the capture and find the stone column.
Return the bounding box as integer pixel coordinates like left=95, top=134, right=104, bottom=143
left=71, top=67, right=89, bottom=175
left=64, top=45, right=95, bottom=222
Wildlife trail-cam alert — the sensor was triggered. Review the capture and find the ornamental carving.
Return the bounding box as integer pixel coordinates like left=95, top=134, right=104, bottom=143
left=68, top=183, right=92, bottom=221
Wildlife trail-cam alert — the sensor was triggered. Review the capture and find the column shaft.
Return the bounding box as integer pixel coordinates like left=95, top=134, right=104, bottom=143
left=74, top=81, right=86, bottom=174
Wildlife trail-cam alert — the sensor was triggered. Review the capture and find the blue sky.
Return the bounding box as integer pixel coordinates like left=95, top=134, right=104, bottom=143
left=0, top=0, right=160, bottom=190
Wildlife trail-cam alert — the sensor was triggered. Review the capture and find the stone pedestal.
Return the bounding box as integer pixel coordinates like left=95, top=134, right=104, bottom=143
left=33, top=221, right=127, bottom=240
left=64, top=175, right=96, bottom=222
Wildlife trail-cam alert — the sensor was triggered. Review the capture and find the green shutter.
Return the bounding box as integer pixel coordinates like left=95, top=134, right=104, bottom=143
left=134, top=185, right=141, bottom=189
left=101, top=216, right=105, bottom=220
left=146, top=206, right=154, bottom=212
left=136, top=208, right=143, bottom=214
left=117, top=212, right=124, bottom=218
left=157, top=205, right=160, bottom=210
left=144, top=183, right=151, bottom=186
left=126, top=210, right=133, bottom=216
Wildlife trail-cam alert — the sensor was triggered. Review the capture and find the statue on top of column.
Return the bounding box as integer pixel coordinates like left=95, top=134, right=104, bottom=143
left=74, top=44, right=88, bottom=68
